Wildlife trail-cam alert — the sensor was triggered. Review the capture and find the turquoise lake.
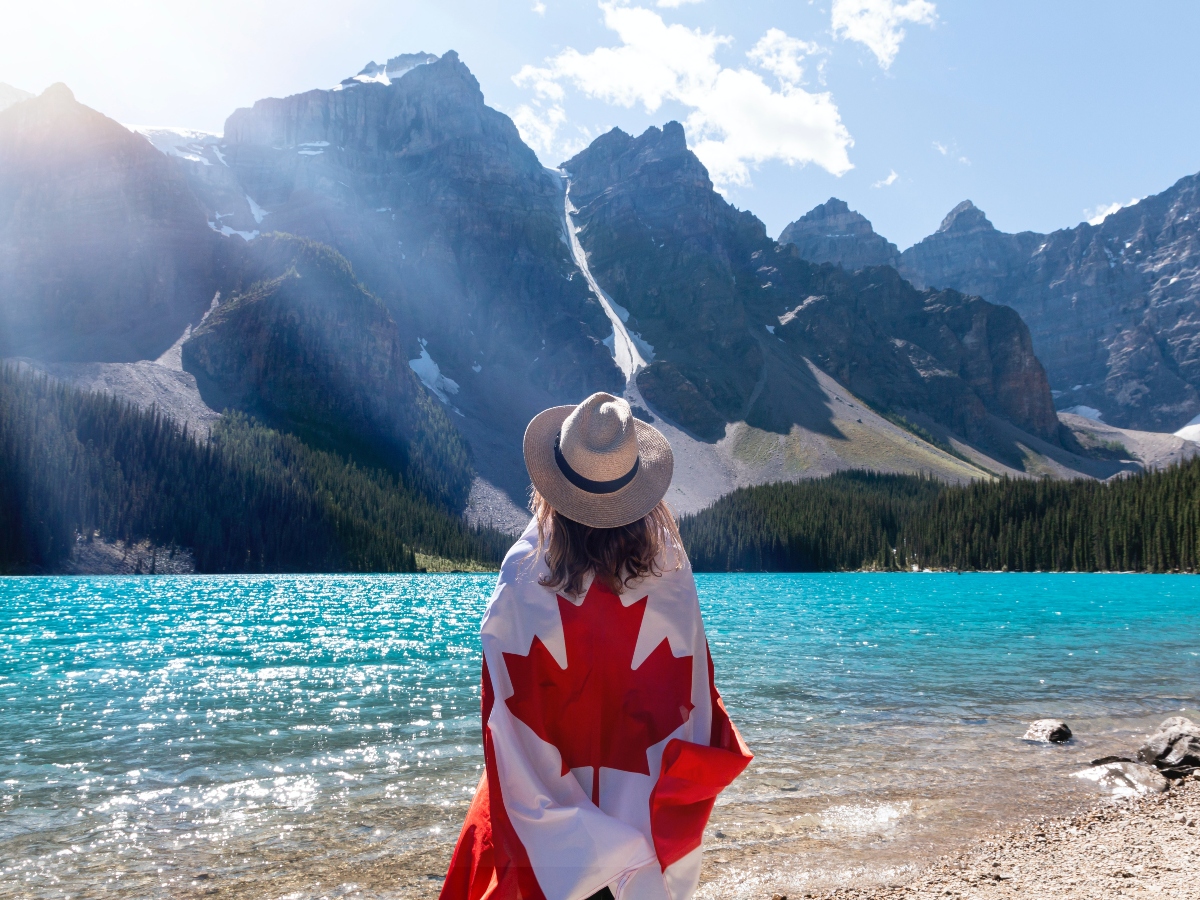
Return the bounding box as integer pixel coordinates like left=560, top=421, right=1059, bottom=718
left=1, top=573, right=1197, bottom=899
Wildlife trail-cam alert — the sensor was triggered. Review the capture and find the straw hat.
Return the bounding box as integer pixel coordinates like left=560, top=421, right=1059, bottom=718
left=524, top=392, right=674, bottom=529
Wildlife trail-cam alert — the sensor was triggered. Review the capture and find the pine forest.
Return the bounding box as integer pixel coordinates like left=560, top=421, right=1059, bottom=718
left=0, top=365, right=509, bottom=574
left=680, top=465, right=1200, bottom=573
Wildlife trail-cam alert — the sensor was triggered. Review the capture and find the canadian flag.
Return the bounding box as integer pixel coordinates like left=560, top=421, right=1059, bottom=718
left=441, top=521, right=752, bottom=900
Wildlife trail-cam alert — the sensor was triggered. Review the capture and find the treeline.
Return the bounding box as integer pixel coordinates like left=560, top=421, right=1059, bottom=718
left=680, top=463, right=1200, bottom=572
left=0, top=366, right=509, bottom=574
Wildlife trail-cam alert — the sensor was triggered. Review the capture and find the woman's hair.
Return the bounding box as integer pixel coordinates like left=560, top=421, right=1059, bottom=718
left=530, top=489, right=683, bottom=596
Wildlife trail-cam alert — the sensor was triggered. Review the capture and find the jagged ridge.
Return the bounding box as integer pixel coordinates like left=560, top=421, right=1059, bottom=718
left=564, top=123, right=1062, bottom=450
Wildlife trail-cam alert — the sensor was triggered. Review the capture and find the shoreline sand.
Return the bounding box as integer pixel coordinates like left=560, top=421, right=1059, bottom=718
left=800, top=774, right=1199, bottom=900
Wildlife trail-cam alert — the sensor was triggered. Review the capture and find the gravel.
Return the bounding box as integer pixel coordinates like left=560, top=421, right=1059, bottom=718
left=781, top=775, right=1200, bottom=900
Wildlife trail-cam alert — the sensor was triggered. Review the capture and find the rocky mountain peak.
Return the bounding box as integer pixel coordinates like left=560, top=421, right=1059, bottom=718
left=2, top=83, right=81, bottom=130
left=659, top=120, right=688, bottom=153
left=937, top=200, right=996, bottom=235
left=223, top=49, right=506, bottom=157
left=898, top=174, right=1200, bottom=431
left=787, top=197, right=877, bottom=237
left=779, top=197, right=900, bottom=270
left=340, top=52, right=439, bottom=88
left=0, top=82, right=34, bottom=112
left=41, top=82, right=75, bottom=102
left=563, top=121, right=713, bottom=208
left=0, top=85, right=223, bottom=362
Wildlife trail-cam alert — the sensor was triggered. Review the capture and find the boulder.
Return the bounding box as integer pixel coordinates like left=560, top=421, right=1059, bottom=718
left=1138, top=716, right=1200, bottom=777
left=1073, top=761, right=1169, bottom=798
left=1024, top=719, right=1072, bottom=743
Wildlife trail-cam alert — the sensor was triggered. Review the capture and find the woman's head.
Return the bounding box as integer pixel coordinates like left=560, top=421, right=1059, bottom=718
left=522, top=392, right=674, bottom=530
left=531, top=489, right=681, bottom=596
left=522, top=392, right=678, bottom=595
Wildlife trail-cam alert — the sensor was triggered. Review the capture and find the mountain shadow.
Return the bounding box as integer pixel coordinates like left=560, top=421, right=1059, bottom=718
left=183, top=235, right=474, bottom=511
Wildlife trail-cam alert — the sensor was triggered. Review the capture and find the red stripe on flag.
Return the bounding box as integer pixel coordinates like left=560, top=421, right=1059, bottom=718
left=440, top=657, right=547, bottom=900
left=648, top=644, right=752, bottom=871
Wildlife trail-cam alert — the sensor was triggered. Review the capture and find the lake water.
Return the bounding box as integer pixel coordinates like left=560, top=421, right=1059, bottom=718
left=1, top=573, right=1197, bottom=899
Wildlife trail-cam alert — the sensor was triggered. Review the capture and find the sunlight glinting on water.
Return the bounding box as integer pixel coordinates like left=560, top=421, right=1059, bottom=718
left=1, top=573, right=1197, bottom=899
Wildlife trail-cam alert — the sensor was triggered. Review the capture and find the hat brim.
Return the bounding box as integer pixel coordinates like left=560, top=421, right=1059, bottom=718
left=523, top=405, right=674, bottom=529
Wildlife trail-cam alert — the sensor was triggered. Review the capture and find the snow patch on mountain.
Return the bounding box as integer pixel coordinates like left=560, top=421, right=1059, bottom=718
left=333, top=53, right=439, bottom=91
left=562, top=175, right=653, bottom=382
left=245, top=195, right=269, bottom=224
left=128, top=126, right=221, bottom=165
left=1175, top=413, right=1200, bottom=443
left=409, top=339, right=460, bottom=403
left=207, top=214, right=258, bottom=241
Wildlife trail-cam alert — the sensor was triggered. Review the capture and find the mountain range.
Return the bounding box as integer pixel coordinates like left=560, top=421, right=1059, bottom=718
left=781, top=185, right=1200, bottom=436
left=2, top=52, right=1197, bottom=552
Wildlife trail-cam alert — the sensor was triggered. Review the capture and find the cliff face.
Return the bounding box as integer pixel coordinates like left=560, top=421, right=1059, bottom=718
left=0, top=84, right=228, bottom=362
left=896, top=187, right=1200, bottom=431
left=183, top=235, right=474, bottom=509
left=171, top=51, right=620, bottom=498
left=775, top=266, right=1062, bottom=443
left=6, top=57, right=1123, bottom=513
left=779, top=198, right=901, bottom=271
left=564, top=123, right=765, bottom=438
left=564, top=124, right=1061, bottom=447
left=194, top=52, right=618, bottom=399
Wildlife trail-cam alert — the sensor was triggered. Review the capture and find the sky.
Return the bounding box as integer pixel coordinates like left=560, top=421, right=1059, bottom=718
left=4, top=0, right=1199, bottom=248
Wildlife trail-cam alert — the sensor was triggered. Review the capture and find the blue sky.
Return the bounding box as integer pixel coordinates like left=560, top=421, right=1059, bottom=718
left=5, top=0, right=1199, bottom=247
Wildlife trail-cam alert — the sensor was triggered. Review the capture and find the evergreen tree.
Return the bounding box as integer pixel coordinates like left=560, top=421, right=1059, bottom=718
left=0, top=365, right=509, bottom=574
left=680, top=465, right=1200, bottom=573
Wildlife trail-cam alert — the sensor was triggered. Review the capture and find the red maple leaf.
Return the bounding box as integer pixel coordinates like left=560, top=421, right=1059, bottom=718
left=503, top=578, right=694, bottom=806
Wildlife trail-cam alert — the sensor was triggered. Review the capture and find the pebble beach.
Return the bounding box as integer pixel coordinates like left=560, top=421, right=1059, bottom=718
left=814, top=774, right=1200, bottom=900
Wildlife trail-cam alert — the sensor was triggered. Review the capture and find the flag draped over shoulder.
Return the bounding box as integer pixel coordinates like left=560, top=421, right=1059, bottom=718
left=440, top=521, right=752, bottom=900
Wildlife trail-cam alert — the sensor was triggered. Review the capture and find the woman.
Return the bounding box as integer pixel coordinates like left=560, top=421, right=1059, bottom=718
left=441, top=393, right=751, bottom=900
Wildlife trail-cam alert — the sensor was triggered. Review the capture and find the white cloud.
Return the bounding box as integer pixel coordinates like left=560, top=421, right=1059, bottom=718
left=831, top=0, right=936, bottom=69
left=532, top=1, right=546, bottom=14
left=748, top=28, right=821, bottom=87
left=932, top=139, right=968, bottom=164
left=511, top=3, right=852, bottom=189
left=873, top=169, right=898, bottom=187
left=656, top=0, right=703, bottom=6
left=511, top=102, right=567, bottom=157
left=1085, top=197, right=1140, bottom=226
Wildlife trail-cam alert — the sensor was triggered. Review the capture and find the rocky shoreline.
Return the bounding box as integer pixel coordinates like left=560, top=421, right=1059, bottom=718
left=774, top=716, right=1200, bottom=900
left=803, top=774, right=1199, bottom=900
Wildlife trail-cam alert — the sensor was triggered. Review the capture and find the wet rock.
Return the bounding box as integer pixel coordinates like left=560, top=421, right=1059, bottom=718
left=1024, top=719, right=1072, bottom=743
left=1073, top=760, right=1169, bottom=797
left=1138, top=716, right=1200, bottom=777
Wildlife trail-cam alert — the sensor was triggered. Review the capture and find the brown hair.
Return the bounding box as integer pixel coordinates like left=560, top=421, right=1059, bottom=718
left=530, top=489, right=683, bottom=596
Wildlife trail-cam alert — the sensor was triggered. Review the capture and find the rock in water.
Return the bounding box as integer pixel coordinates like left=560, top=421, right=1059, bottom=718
left=1138, top=716, right=1200, bottom=777
left=1073, top=760, right=1169, bottom=797
left=1024, top=719, right=1072, bottom=743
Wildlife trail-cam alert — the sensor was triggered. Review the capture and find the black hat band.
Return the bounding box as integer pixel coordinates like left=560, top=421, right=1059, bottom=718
left=554, top=432, right=640, bottom=495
